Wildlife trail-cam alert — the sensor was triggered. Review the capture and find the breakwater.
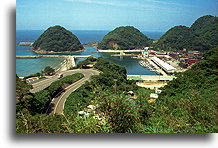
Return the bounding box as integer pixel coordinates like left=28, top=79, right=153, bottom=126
left=16, top=55, right=41, bottom=59
left=16, top=42, right=33, bottom=46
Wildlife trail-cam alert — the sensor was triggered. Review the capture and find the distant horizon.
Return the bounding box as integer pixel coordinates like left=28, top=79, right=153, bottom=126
left=17, top=0, right=217, bottom=32
left=16, top=29, right=166, bottom=33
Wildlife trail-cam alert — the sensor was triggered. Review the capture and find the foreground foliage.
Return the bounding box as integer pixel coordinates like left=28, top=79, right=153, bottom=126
left=16, top=48, right=217, bottom=133
left=147, top=48, right=217, bottom=133
left=16, top=73, right=84, bottom=133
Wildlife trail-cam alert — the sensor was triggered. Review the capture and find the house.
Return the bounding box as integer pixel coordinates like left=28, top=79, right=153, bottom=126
left=150, top=93, right=158, bottom=99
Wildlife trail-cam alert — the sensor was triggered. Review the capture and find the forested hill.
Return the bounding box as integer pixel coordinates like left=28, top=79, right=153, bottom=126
left=155, top=15, right=217, bottom=51
left=149, top=48, right=217, bottom=132
left=97, top=26, right=151, bottom=50
left=32, top=25, right=83, bottom=52
left=191, top=15, right=217, bottom=50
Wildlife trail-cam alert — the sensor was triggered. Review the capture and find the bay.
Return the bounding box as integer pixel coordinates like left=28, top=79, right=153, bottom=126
left=16, top=30, right=164, bottom=76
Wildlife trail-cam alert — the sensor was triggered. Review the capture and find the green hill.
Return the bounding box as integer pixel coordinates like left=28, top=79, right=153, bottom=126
left=155, top=15, right=217, bottom=51
left=32, top=25, right=83, bottom=52
left=155, top=26, right=194, bottom=51
left=191, top=15, right=217, bottom=50
left=148, top=48, right=217, bottom=132
left=98, top=26, right=150, bottom=50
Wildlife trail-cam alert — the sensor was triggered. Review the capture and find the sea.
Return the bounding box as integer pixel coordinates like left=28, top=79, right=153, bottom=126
left=16, top=30, right=164, bottom=77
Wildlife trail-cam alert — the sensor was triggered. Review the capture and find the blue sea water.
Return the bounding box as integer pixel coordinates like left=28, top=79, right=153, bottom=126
left=16, top=30, right=164, bottom=76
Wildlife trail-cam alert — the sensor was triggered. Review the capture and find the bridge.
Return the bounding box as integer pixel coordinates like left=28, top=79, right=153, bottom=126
left=127, top=75, right=176, bottom=81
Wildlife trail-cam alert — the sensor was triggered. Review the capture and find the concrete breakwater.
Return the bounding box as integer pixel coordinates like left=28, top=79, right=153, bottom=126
left=16, top=55, right=68, bottom=59
left=16, top=55, right=91, bottom=72
left=16, top=55, right=41, bottom=59
left=16, top=42, right=33, bottom=46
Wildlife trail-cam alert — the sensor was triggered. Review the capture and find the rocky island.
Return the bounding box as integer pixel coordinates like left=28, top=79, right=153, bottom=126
left=97, top=26, right=151, bottom=50
left=32, top=25, right=84, bottom=53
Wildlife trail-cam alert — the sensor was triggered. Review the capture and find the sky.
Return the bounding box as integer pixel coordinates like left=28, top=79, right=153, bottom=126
left=16, top=0, right=217, bottom=32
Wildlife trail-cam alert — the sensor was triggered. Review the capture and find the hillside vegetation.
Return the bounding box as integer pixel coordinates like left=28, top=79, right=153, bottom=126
left=98, top=26, right=151, bottom=50
left=147, top=48, right=217, bottom=132
left=16, top=48, right=217, bottom=133
left=155, top=15, right=217, bottom=51
left=32, top=25, right=83, bottom=52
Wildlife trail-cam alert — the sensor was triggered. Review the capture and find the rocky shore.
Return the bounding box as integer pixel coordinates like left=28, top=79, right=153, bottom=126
left=82, top=42, right=99, bottom=46
left=29, top=49, right=84, bottom=54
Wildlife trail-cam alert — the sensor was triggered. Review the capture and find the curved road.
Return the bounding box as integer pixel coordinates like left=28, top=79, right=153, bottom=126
left=29, top=69, right=100, bottom=114
left=42, top=69, right=100, bottom=114
left=30, top=69, right=99, bottom=93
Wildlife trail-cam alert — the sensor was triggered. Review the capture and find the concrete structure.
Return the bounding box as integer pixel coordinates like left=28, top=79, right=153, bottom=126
left=142, top=47, right=149, bottom=58
left=98, top=49, right=144, bottom=53
left=127, top=75, right=175, bottom=81
left=150, top=56, right=176, bottom=74
left=16, top=55, right=91, bottom=71
left=150, top=93, right=158, bottom=99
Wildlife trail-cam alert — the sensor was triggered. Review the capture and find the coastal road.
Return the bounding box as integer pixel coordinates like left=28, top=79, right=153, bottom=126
left=45, top=69, right=100, bottom=115
left=30, top=69, right=98, bottom=93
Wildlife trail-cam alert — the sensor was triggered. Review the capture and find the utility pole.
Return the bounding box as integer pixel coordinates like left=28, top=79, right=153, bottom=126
left=114, top=79, right=117, bottom=94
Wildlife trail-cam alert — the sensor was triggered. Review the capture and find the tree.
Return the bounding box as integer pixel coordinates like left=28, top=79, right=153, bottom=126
left=43, top=66, right=55, bottom=75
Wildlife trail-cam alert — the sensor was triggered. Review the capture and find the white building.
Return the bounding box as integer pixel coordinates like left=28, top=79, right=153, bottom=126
left=150, top=56, right=176, bottom=73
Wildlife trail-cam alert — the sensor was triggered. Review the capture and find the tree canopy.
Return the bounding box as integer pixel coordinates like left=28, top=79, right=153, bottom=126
left=43, top=66, right=55, bottom=75
left=32, top=25, right=83, bottom=52
left=98, top=26, right=151, bottom=50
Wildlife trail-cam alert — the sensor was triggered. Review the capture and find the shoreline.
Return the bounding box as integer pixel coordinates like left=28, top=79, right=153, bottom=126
left=97, top=49, right=144, bottom=53
left=29, top=49, right=84, bottom=54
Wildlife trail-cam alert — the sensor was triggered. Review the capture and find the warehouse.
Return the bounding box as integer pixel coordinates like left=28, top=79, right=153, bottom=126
left=150, top=56, right=176, bottom=74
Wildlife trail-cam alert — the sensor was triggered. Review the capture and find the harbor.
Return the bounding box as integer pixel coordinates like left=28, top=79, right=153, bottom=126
left=16, top=31, right=163, bottom=77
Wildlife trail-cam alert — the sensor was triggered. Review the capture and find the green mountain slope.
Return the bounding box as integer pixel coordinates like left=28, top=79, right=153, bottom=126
left=155, top=15, right=217, bottom=51
left=98, top=26, right=150, bottom=50
left=155, top=26, right=194, bottom=51
left=191, top=15, right=217, bottom=50
left=32, top=25, right=83, bottom=52
left=148, top=48, right=217, bottom=132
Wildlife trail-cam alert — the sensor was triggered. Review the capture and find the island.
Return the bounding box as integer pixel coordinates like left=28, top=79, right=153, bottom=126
left=32, top=25, right=84, bottom=53
left=97, top=26, right=151, bottom=50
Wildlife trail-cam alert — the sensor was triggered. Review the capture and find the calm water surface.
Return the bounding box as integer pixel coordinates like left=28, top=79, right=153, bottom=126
left=16, top=30, right=164, bottom=76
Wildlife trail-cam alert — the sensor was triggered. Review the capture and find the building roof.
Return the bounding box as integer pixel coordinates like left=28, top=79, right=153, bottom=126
left=151, top=56, right=176, bottom=72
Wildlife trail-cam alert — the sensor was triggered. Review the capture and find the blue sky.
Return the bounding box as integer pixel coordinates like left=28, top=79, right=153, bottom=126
left=16, top=0, right=217, bottom=32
